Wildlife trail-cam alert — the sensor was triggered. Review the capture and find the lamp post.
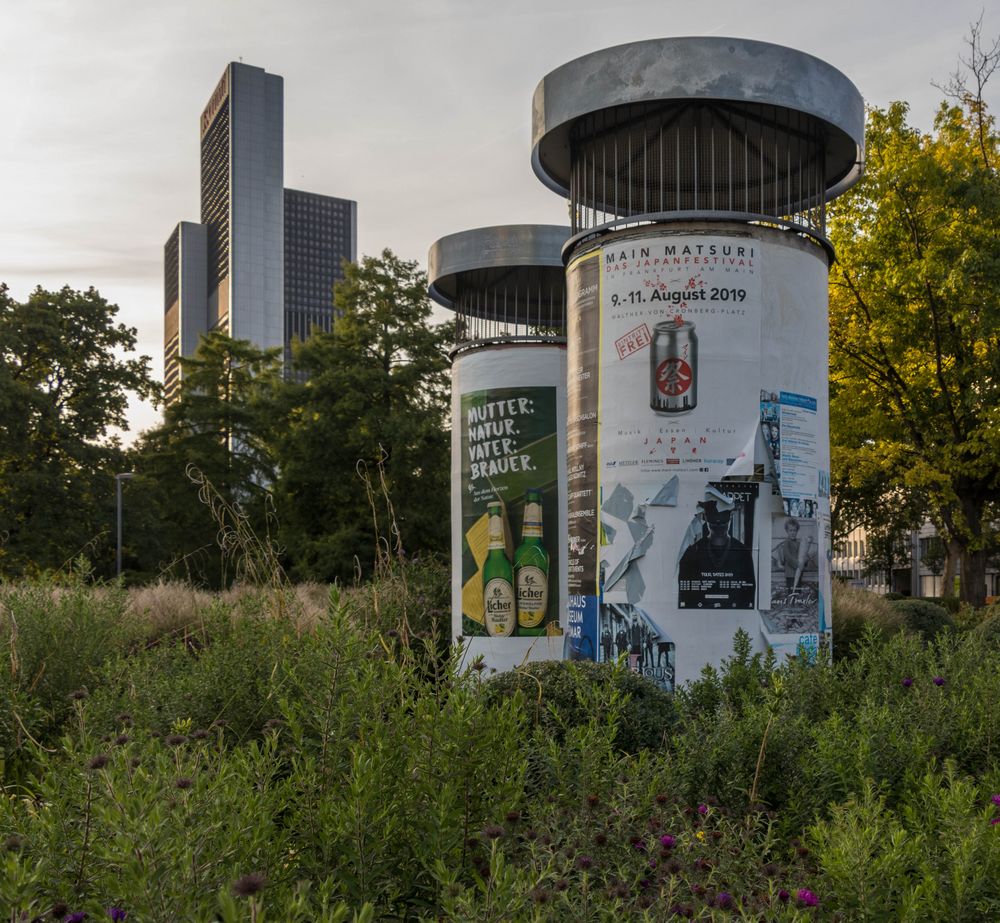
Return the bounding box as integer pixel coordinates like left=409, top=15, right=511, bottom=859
left=115, top=472, right=135, bottom=578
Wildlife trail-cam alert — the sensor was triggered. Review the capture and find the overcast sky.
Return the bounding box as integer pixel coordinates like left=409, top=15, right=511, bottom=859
left=1, top=0, right=994, bottom=439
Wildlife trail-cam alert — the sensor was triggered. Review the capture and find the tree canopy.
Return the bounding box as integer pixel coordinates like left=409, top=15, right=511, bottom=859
left=0, top=285, right=156, bottom=576
left=828, top=31, right=1000, bottom=604
left=127, top=333, right=282, bottom=586
left=275, top=249, right=452, bottom=582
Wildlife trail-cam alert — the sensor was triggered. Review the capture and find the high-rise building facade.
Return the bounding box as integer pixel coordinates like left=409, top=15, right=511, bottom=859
left=284, top=189, right=357, bottom=366
left=164, top=62, right=356, bottom=403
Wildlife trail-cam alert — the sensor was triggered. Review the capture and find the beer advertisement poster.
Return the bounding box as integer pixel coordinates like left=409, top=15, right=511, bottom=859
left=459, top=386, right=560, bottom=638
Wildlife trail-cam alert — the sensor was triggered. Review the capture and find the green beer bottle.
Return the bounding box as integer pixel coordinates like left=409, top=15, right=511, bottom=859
left=483, top=501, right=516, bottom=637
left=515, top=488, right=550, bottom=635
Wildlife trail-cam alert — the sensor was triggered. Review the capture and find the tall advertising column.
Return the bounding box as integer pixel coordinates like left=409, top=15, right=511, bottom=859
left=564, top=227, right=831, bottom=687
left=428, top=225, right=570, bottom=673
left=531, top=37, right=865, bottom=687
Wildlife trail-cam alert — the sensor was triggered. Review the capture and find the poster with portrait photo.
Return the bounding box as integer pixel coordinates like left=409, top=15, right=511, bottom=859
left=761, top=515, right=819, bottom=633
left=678, top=482, right=758, bottom=609
left=782, top=497, right=817, bottom=519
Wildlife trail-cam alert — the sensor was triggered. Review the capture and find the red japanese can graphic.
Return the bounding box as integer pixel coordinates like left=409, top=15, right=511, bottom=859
left=650, top=318, right=697, bottom=414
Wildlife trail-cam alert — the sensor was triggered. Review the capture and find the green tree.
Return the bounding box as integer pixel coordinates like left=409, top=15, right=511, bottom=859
left=0, top=284, right=156, bottom=576
left=828, top=31, right=1000, bottom=605
left=129, top=332, right=282, bottom=586
left=275, top=250, right=452, bottom=582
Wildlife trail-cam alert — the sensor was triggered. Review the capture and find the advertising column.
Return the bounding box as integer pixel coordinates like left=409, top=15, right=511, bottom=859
left=452, top=345, right=567, bottom=671
left=565, top=229, right=831, bottom=689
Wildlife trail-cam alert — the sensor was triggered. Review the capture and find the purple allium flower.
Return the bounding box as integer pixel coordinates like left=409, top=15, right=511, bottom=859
left=87, top=753, right=109, bottom=771
left=901, top=677, right=913, bottom=688
left=107, top=909, right=127, bottom=922
left=483, top=824, right=504, bottom=840
left=51, top=904, right=69, bottom=920
left=717, top=892, right=734, bottom=909
left=778, top=889, right=790, bottom=903
left=933, top=676, right=946, bottom=686
left=632, top=838, right=647, bottom=852
left=797, top=888, right=819, bottom=907
left=66, top=915, right=87, bottom=923
left=991, top=794, right=1000, bottom=806
left=576, top=855, right=594, bottom=870
left=990, top=817, right=1000, bottom=826
left=697, top=803, right=708, bottom=815
left=660, top=834, right=676, bottom=848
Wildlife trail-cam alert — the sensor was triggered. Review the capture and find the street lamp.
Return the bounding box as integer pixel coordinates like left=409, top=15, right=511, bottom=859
left=115, top=472, right=135, bottom=578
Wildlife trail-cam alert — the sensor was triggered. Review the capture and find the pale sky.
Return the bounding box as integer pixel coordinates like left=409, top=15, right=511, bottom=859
left=1, top=0, right=993, bottom=439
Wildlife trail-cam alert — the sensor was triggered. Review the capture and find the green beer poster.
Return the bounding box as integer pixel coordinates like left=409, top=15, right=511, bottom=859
left=460, top=386, right=560, bottom=638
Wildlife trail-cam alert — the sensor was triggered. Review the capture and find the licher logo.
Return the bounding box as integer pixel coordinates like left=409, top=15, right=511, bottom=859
left=655, top=358, right=693, bottom=397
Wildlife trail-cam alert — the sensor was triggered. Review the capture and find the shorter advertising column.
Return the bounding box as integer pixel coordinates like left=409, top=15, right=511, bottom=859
left=452, top=345, right=567, bottom=672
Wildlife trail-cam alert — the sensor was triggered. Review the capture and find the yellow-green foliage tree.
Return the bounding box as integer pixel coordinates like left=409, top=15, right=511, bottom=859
left=829, top=29, right=1000, bottom=605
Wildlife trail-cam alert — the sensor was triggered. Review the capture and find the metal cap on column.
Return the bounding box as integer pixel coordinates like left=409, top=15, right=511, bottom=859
left=531, top=36, right=864, bottom=257
left=429, top=224, right=570, bottom=352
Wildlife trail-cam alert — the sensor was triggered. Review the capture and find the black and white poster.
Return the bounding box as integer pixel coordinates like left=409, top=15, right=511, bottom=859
left=678, top=482, right=758, bottom=609
left=761, top=514, right=820, bottom=634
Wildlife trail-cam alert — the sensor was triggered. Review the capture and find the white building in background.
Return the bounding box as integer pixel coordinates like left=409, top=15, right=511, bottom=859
left=832, top=521, right=1000, bottom=600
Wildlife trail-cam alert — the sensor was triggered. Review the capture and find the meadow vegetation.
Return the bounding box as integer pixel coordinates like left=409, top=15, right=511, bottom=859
left=3, top=564, right=1000, bottom=921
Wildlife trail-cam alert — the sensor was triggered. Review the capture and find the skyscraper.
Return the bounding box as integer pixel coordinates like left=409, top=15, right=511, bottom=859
left=164, top=62, right=356, bottom=403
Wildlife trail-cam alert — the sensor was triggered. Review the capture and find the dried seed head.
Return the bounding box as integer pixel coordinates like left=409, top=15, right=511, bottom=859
left=231, top=873, right=267, bottom=898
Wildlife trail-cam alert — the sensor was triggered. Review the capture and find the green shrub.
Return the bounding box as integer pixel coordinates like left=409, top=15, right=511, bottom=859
left=974, top=613, right=1000, bottom=649
left=482, top=659, right=675, bottom=753
left=831, top=582, right=905, bottom=658
left=924, top=594, right=962, bottom=614
left=84, top=601, right=305, bottom=742
left=890, top=597, right=955, bottom=641
left=0, top=582, right=142, bottom=779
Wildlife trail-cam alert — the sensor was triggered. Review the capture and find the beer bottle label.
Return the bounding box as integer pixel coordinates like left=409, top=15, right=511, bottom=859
left=484, top=578, right=516, bottom=636
left=522, top=501, right=543, bottom=538
left=516, top=566, right=548, bottom=627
